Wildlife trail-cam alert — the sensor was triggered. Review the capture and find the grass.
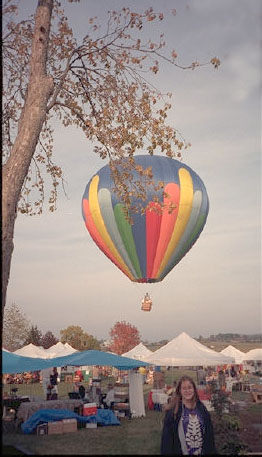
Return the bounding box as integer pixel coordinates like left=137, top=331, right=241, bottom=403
left=3, top=407, right=164, bottom=455
left=2, top=369, right=262, bottom=455
left=2, top=370, right=188, bottom=455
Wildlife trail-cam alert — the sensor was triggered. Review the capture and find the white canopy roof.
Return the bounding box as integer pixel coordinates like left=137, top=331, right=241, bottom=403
left=14, top=342, right=78, bottom=359
left=14, top=343, right=48, bottom=358
left=64, top=343, right=78, bottom=351
left=122, top=343, right=153, bottom=360
left=45, top=342, right=78, bottom=357
left=143, top=332, right=235, bottom=366
left=220, top=345, right=245, bottom=364
left=242, top=348, right=262, bottom=361
left=45, top=342, right=65, bottom=353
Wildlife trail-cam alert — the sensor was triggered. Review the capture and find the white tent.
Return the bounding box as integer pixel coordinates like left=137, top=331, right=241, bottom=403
left=122, top=343, right=153, bottom=360
left=45, top=342, right=78, bottom=358
left=220, top=345, right=245, bottom=364
left=14, top=343, right=48, bottom=358
left=45, top=342, right=66, bottom=354
left=143, top=332, right=235, bottom=366
left=14, top=342, right=78, bottom=359
left=243, top=348, right=262, bottom=361
left=64, top=343, right=78, bottom=352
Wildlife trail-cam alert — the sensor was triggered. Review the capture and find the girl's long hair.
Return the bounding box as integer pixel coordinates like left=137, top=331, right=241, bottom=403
left=166, top=375, right=200, bottom=415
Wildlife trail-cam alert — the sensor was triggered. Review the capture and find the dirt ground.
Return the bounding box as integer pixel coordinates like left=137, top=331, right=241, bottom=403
left=230, top=390, right=262, bottom=454
left=238, top=406, right=262, bottom=453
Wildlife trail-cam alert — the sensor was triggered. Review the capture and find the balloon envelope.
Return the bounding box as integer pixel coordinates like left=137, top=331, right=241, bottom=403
left=82, top=155, right=209, bottom=282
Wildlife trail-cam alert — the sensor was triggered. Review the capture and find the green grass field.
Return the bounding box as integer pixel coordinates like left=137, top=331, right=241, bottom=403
left=2, top=369, right=262, bottom=455
left=3, top=410, right=164, bottom=455
left=3, top=379, right=164, bottom=455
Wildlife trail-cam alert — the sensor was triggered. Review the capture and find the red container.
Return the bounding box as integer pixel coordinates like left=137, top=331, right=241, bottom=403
left=83, top=403, right=97, bottom=416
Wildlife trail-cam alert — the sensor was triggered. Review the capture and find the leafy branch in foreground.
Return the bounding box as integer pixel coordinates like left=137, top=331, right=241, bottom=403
left=3, top=2, right=220, bottom=215
left=2, top=0, right=220, bottom=309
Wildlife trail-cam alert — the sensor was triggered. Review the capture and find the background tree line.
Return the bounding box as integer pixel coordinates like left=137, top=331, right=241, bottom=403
left=2, top=303, right=141, bottom=354
left=3, top=303, right=260, bottom=354
left=198, top=333, right=262, bottom=343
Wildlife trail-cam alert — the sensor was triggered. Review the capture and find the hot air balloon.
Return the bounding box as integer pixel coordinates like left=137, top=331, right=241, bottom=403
left=82, top=155, right=209, bottom=283
left=141, top=293, right=153, bottom=312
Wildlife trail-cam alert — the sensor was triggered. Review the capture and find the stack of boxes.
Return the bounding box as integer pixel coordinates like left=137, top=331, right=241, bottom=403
left=36, top=418, right=78, bottom=435
left=35, top=402, right=100, bottom=435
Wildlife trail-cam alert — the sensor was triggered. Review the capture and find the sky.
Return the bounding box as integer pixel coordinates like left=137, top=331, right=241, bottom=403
left=5, top=0, right=261, bottom=343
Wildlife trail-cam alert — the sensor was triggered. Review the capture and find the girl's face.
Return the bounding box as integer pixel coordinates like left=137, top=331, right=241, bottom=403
left=180, top=380, right=195, bottom=402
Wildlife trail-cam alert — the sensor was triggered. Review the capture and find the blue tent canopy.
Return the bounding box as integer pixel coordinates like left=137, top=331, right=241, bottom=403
left=2, top=349, right=150, bottom=374
left=2, top=350, right=51, bottom=374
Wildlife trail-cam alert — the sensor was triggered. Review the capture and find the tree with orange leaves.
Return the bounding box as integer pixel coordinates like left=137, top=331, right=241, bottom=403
left=109, top=321, right=140, bottom=355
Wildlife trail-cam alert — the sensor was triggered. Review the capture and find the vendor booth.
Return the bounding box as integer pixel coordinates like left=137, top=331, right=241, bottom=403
left=220, top=345, right=245, bottom=364
left=143, top=332, right=234, bottom=411
left=2, top=348, right=149, bottom=434
left=143, top=332, right=234, bottom=367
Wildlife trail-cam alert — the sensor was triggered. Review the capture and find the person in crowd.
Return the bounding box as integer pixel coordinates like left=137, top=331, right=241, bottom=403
left=218, top=369, right=226, bottom=390
left=224, top=367, right=230, bottom=377
left=230, top=365, right=237, bottom=378
left=78, top=384, right=86, bottom=399
left=41, top=366, right=54, bottom=400
left=166, top=380, right=177, bottom=397
left=47, top=367, right=59, bottom=400
left=197, top=368, right=207, bottom=385
left=74, top=368, right=84, bottom=382
left=73, top=380, right=81, bottom=393
left=101, top=383, right=115, bottom=409
left=92, top=387, right=102, bottom=405
left=31, top=371, right=40, bottom=383
left=161, top=375, right=216, bottom=455
left=146, top=368, right=154, bottom=385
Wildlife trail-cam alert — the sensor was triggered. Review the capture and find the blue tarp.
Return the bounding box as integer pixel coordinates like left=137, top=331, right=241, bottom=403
left=21, top=408, right=120, bottom=434
left=2, top=349, right=150, bottom=374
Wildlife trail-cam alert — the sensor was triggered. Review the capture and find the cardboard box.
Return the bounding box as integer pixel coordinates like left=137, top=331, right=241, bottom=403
left=37, top=423, right=48, bottom=435
left=83, top=403, right=97, bottom=416
left=48, top=421, right=64, bottom=435
left=62, top=418, right=77, bottom=433
left=85, top=422, right=97, bottom=428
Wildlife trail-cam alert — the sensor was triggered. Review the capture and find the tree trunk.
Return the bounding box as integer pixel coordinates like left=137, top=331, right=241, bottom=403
left=2, top=0, right=54, bottom=314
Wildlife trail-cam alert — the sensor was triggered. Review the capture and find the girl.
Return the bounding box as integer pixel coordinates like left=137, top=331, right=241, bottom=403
left=161, top=375, right=216, bottom=455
